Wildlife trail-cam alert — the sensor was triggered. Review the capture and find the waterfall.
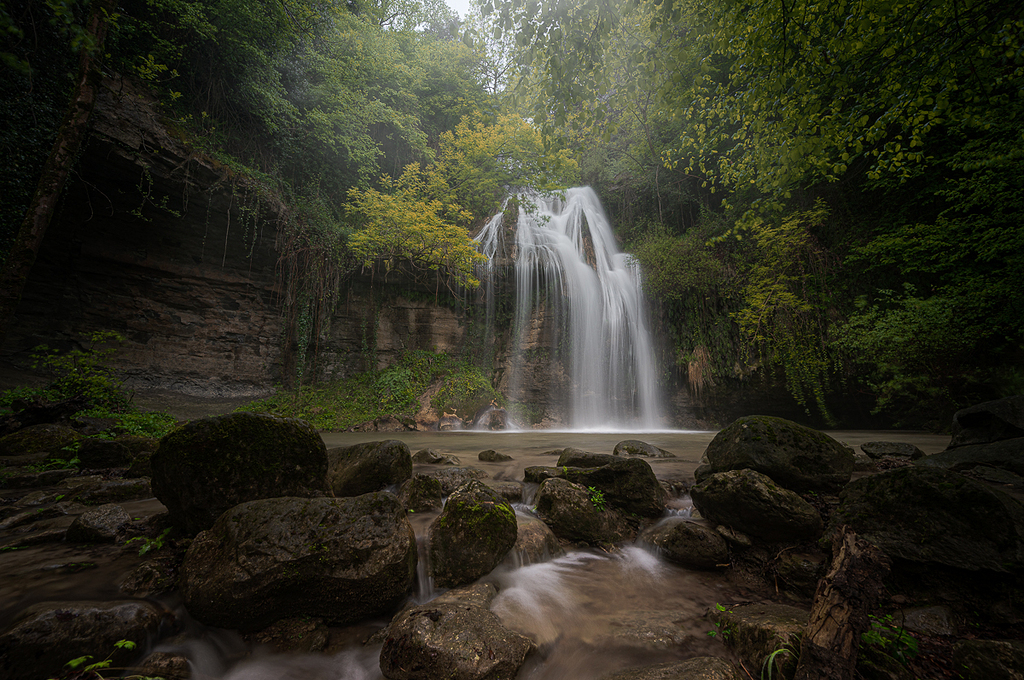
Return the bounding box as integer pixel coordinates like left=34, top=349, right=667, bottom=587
left=477, top=187, right=662, bottom=430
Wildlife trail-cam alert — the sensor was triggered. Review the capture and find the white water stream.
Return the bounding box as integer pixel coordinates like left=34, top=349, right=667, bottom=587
left=476, top=188, right=663, bottom=430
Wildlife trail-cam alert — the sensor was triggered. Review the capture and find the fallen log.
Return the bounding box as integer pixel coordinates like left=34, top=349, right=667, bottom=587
left=793, top=526, right=891, bottom=680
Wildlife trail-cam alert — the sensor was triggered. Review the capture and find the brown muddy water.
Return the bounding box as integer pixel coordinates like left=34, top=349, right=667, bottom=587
left=1, top=428, right=951, bottom=679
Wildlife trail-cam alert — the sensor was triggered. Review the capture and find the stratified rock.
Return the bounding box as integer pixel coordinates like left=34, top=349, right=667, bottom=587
left=180, top=494, right=416, bottom=631
left=0, top=423, right=81, bottom=457
left=424, top=466, right=488, bottom=495
left=0, top=600, right=167, bottom=680
left=564, top=457, right=667, bottom=518
left=400, top=474, right=444, bottom=512
left=151, top=412, right=328, bottom=535
left=691, top=470, right=823, bottom=543
left=603, top=657, right=744, bottom=680
left=535, top=477, right=635, bottom=545
left=379, top=585, right=533, bottom=680
left=695, top=416, right=853, bottom=492
left=860, top=441, right=925, bottom=460
left=413, top=448, right=461, bottom=465
left=76, top=438, right=133, bottom=468
left=952, top=639, right=1024, bottom=680
left=511, top=514, right=564, bottom=564
left=327, top=440, right=412, bottom=497
left=429, top=481, right=517, bottom=588
left=832, top=466, right=1024, bottom=572
left=950, top=395, right=1024, bottom=448
left=66, top=503, right=131, bottom=543
left=557, top=448, right=618, bottom=467
left=706, top=602, right=807, bottom=678
left=613, top=440, right=676, bottom=458
left=640, top=518, right=729, bottom=570
left=479, top=449, right=513, bottom=462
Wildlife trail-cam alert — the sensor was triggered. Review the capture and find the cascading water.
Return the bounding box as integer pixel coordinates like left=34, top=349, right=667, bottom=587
left=477, top=187, right=662, bottom=430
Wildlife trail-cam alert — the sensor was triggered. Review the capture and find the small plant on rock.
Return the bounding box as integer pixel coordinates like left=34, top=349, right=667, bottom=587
left=588, top=486, right=607, bottom=512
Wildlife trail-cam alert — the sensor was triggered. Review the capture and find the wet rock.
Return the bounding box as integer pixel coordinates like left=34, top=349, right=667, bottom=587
left=491, top=482, right=524, bottom=503
left=511, top=513, right=564, bottom=564
left=950, top=395, right=1024, bottom=448
left=832, top=466, right=1024, bottom=572
left=127, top=651, right=190, bottom=680
left=695, top=415, right=854, bottom=493
left=640, top=518, right=729, bottom=570
left=894, top=605, right=956, bottom=637
left=706, top=602, right=807, bottom=678
left=413, top=448, right=461, bottom=465
left=598, top=611, right=693, bottom=649
left=429, top=481, right=518, bottom=588
left=691, top=470, right=823, bottom=543
left=479, top=449, right=513, bottom=462
left=379, top=593, right=533, bottom=680
left=424, top=466, right=488, bottom=494
left=715, top=525, right=753, bottom=548
left=602, top=657, right=744, bottom=680
left=246, top=616, right=329, bottom=653
left=0, top=468, right=77, bottom=488
left=400, top=473, right=444, bottom=512
left=76, top=437, right=133, bottom=468
left=119, top=559, right=178, bottom=597
left=74, top=477, right=152, bottom=504
left=0, top=599, right=168, bottom=680
left=151, top=412, right=329, bottom=535
left=774, top=551, right=826, bottom=600
left=557, top=448, right=618, bottom=467
left=535, top=477, right=635, bottom=545
left=860, top=441, right=925, bottom=460
left=952, top=639, right=1024, bottom=680
left=613, top=440, right=676, bottom=458
left=431, top=582, right=499, bottom=609
left=0, top=423, right=81, bottom=457
left=180, top=493, right=416, bottom=631
left=327, top=440, right=412, bottom=497
left=564, top=457, right=667, bottom=518
left=438, top=414, right=464, bottom=431
left=915, top=437, right=1024, bottom=477
left=523, top=465, right=565, bottom=483
left=66, top=503, right=132, bottom=543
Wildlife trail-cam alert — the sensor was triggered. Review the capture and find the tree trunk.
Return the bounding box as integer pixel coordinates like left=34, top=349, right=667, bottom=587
left=0, top=0, right=116, bottom=340
left=793, top=526, right=891, bottom=680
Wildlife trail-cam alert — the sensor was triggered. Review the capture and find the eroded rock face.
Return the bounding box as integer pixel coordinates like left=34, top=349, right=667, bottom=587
left=832, top=466, right=1024, bottom=572
left=691, top=469, right=823, bottom=543
left=180, top=494, right=416, bottom=631
left=428, top=481, right=517, bottom=588
left=151, top=412, right=328, bottom=535
left=379, top=585, right=533, bottom=680
left=0, top=600, right=168, bottom=680
left=327, top=439, right=413, bottom=497
left=535, top=477, right=636, bottom=545
left=639, top=518, right=729, bottom=570
left=695, top=415, right=853, bottom=493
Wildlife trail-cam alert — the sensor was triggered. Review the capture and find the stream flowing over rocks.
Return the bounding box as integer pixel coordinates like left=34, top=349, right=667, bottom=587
left=1, top=397, right=1023, bottom=679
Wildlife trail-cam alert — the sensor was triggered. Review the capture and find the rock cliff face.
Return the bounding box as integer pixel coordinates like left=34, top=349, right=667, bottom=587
left=0, top=75, right=470, bottom=398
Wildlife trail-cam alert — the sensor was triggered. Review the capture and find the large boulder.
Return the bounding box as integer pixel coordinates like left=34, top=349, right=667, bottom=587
left=535, top=477, right=636, bottom=545
left=950, top=395, right=1024, bottom=448
left=613, top=440, right=676, bottom=458
left=150, top=412, right=328, bottom=535
left=695, top=416, right=854, bottom=492
left=180, top=493, right=416, bottom=630
left=831, top=466, right=1024, bottom=572
left=429, top=481, right=517, bottom=588
left=76, top=437, right=133, bottom=468
left=690, top=469, right=823, bottom=543
left=639, top=518, right=729, bottom=570
left=327, top=439, right=412, bottom=497
left=0, top=423, right=81, bottom=457
left=563, top=457, right=667, bottom=518
left=0, top=600, right=167, bottom=680
left=379, top=583, right=533, bottom=680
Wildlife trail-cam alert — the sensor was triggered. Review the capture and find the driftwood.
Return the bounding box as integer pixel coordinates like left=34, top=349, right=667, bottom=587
left=793, top=526, right=891, bottom=680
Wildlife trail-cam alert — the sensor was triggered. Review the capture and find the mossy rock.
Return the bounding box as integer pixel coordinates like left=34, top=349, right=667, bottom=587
left=428, top=480, right=517, bottom=588
left=326, top=439, right=412, bottom=497
left=150, top=412, right=328, bottom=535
left=0, top=423, right=81, bottom=458
left=534, top=477, right=636, bottom=546
left=564, top=457, right=667, bottom=518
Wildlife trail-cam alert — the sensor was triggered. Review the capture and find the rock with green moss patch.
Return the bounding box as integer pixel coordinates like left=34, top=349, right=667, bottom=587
left=151, top=413, right=328, bottom=535
left=706, top=602, right=806, bottom=678
left=695, top=415, right=853, bottom=493
left=400, top=473, right=444, bottom=512
left=180, top=493, right=416, bottom=631
left=327, top=440, right=412, bottom=497
left=832, top=466, right=1024, bottom=572
left=0, top=423, right=81, bottom=458
left=534, top=477, right=636, bottom=545
left=428, top=480, right=517, bottom=588
left=691, top=469, right=823, bottom=543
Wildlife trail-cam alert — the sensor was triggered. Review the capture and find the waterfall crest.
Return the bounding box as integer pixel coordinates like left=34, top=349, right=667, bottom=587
left=477, top=187, right=662, bottom=430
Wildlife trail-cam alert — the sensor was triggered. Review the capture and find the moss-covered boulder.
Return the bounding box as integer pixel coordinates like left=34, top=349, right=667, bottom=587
left=534, top=477, right=636, bottom=545
left=0, top=423, right=81, bottom=458
left=639, top=518, right=729, bottom=570
left=695, top=415, right=853, bottom=493
left=326, top=439, right=412, bottom=497
left=428, top=481, right=517, bottom=588
left=180, top=493, right=416, bottom=631
left=150, top=413, right=328, bottom=535
left=691, top=469, right=823, bottom=543
left=400, top=473, right=444, bottom=512
left=564, top=457, right=667, bottom=518
left=832, top=466, right=1024, bottom=572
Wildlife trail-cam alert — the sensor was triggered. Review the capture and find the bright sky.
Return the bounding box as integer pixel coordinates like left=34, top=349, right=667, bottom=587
left=446, top=0, right=476, bottom=22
